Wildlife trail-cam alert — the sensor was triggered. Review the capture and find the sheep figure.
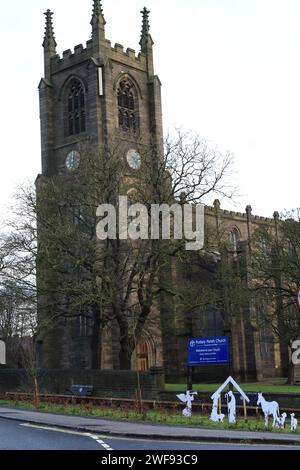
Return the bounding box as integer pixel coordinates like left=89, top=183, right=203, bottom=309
left=276, top=412, right=287, bottom=429
left=291, top=413, right=298, bottom=432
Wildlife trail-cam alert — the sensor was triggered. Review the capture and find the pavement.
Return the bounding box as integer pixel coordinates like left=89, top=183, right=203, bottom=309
left=0, top=418, right=103, bottom=451
left=1, top=418, right=300, bottom=451
left=2, top=418, right=300, bottom=451
left=1, top=406, right=300, bottom=446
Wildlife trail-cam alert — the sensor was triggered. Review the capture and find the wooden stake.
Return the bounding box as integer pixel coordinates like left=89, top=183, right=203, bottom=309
left=243, top=399, right=248, bottom=421
left=219, top=396, right=222, bottom=415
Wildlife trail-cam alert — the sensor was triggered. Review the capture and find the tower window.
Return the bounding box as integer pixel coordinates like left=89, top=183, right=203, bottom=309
left=78, top=315, right=92, bottom=337
left=117, top=79, right=138, bottom=133
left=67, top=79, right=86, bottom=136
left=229, top=228, right=240, bottom=259
left=257, top=304, right=272, bottom=358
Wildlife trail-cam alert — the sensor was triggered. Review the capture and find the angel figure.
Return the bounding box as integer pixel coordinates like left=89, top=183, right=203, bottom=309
left=176, top=390, right=197, bottom=417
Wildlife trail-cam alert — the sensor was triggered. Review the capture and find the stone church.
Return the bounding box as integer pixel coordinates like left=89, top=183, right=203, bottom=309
left=38, top=1, right=283, bottom=383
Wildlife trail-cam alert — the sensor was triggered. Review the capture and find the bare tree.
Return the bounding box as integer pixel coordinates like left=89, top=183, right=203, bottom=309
left=0, top=229, right=37, bottom=368
left=251, top=210, right=300, bottom=384
left=1, top=131, right=236, bottom=370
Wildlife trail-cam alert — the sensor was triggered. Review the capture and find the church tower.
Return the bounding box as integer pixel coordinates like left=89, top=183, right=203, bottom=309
left=39, top=2, right=163, bottom=180
left=38, top=2, right=164, bottom=370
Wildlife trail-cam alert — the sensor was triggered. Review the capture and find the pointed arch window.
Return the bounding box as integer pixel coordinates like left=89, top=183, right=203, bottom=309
left=257, top=304, right=272, bottom=357
left=229, top=228, right=240, bottom=259
left=117, top=79, right=138, bottom=133
left=67, top=79, right=86, bottom=136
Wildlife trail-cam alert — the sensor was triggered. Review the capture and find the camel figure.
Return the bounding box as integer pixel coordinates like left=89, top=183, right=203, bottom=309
left=257, top=393, right=280, bottom=427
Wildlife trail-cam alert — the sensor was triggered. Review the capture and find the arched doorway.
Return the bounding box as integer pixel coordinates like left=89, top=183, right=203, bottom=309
left=136, top=340, right=150, bottom=371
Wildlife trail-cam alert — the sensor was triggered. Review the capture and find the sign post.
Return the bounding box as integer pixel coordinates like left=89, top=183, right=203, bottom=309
left=188, top=336, right=230, bottom=365
left=243, top=399, right=248, bottom=421
left=187, top=365, right=193, bottom=391
left=187, top=336, right=230, bottom=390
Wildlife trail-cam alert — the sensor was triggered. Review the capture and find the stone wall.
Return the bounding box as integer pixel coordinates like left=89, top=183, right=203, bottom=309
left=0, top=367, right=164, bottom=400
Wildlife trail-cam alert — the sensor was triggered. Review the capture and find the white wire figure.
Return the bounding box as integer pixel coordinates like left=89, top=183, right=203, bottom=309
left=225, top=391, right=236, bottom=424
left=210, top=393, right=225, bottom=422
left=276, top=412, right=287, bottom=429
left=257, top=393, right=280, bottom=428
left=291, top=413, right=298, bottom=432
left=176, top=390, right=198, bottom=417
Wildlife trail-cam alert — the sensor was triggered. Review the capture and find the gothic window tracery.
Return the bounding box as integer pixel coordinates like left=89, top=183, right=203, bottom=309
left=67, top=79, right=86, bottom=136
left=117, top=79, right=138, bottom=133
left=257, top=304, right=272, bottom=357
left=229, top=228, right=240, bottom=259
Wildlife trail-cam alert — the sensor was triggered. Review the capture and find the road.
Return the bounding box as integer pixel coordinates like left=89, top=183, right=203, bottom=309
left=0, top=418, right=300, bottom=451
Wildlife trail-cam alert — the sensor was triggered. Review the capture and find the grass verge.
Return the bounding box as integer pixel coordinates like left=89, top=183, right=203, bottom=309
left=0, top=399, right=298, bottom=434
left=166, top=380, right=300, bottom=394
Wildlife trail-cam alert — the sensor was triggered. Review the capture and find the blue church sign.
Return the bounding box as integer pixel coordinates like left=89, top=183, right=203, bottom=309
left=188, top=336, right=229, bottom=365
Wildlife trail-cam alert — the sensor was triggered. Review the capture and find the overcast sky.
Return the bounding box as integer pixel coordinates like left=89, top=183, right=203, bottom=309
left=0, top=0, right=299, bottom=218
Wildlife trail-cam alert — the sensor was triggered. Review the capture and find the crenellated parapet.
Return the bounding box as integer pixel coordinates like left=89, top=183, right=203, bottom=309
left=42, top=3, right=154, bottom=80
left=50, top=40, right=148, bottom=76
left=205, top=201, right=277, bottom=245
left=50, top=44, right=92, bottom=74
left=205, top=203, right=274, bottom=223
left=109, top=43, right=147, bottom=69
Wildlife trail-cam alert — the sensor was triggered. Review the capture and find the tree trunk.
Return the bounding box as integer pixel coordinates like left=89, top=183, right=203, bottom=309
left=119, top=334, right=135, bottom=370
left=287, top=360, right=295, bottom=385
left=33, top=376, right=40, bottom=406
left=119, top=352, right=132, bottom=370
left=287, top=343, right=296, bottom=385
left=91, top=305, right=101, bottom=369
left=119, top=336, right=135, bottom=370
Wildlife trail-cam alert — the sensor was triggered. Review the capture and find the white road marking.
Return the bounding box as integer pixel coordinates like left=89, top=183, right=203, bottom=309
left=97, top=440, right=113, bottom=450
left=20, top=423, right=114, bottom=450
left=20, top=423, right=90, bottom=437
left=86, top=433, right=300, bottom=449
left=11, top=424, right=300, bottom=450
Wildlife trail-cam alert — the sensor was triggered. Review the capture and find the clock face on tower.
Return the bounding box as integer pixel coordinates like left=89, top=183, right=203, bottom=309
left=126, top=149, right=142, bottom=170
left=65, top=150, right=81, bottom=172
